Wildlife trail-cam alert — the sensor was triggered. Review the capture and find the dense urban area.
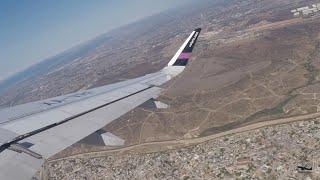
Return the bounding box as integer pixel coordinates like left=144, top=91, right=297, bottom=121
left=45, top=119, right=320, bottom=179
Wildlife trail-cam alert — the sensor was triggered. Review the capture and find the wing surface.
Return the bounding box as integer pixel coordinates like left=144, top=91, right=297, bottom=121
left=0, top=28, right=201, bottom=179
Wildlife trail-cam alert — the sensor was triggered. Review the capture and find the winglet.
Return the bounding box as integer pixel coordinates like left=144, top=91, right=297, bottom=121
left=167, top=28, right=201, bottom=66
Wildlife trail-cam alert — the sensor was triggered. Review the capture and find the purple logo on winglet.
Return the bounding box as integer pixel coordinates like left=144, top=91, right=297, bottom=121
left=179, top=52, right=191, bottom=59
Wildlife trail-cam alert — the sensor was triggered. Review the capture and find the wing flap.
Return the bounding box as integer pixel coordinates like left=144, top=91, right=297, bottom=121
left=21, top=87, right=161, bottom=158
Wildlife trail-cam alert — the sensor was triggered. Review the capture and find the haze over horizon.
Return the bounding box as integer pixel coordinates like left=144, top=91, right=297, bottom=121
left=0, top=0, right=194, bottom=82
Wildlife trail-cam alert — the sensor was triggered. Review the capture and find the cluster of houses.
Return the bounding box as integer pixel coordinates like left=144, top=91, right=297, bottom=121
left=291, top=3, right=320, bottom=17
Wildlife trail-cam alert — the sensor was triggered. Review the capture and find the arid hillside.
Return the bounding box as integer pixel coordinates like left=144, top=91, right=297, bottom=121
left=102, top=0, right=320, bottom=146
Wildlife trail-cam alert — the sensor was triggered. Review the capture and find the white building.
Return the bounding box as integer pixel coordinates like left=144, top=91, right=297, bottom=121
left=291, top=4, right=320, bottom=17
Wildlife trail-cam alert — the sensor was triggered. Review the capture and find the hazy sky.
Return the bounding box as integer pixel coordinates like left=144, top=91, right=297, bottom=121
left=0, top=0, right=194, bottom=81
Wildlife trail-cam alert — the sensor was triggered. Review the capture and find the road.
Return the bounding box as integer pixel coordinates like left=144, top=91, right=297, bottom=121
left=49, top=112, right=320, bottom=163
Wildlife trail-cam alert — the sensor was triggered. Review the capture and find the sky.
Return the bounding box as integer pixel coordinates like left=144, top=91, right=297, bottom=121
left=0, top=0, right=194, bottom=81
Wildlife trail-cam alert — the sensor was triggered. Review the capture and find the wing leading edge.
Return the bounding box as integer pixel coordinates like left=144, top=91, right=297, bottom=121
left=0, top=28, right=201, bottom=180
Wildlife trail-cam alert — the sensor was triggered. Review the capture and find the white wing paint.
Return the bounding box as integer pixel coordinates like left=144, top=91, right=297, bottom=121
left=0, top=28, right=201, bottom=180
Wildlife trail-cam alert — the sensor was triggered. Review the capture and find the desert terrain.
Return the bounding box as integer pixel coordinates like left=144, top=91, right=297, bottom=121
left=101, top=0, right=320, bottom=146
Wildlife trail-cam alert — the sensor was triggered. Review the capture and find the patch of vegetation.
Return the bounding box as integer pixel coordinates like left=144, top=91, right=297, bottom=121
left=235, top=171, right=241, bottom=177
left=219, top=167, right=231, bottom=177
left=247, top=163, right=256, bottom=173
left=304, top=42, right=320, bottom=85
left=304, top=61, right=319, bottom=84
left=200, top=94, right=297, bottom=137
left=220, top=148, right=225, bottom=154
left=243, top=94, right=297, bottom=122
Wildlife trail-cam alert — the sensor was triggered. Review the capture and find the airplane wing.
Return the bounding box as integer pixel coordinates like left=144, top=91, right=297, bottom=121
left=0, top=28, right=201, bottom=180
